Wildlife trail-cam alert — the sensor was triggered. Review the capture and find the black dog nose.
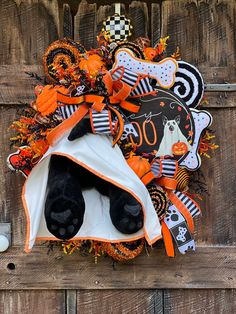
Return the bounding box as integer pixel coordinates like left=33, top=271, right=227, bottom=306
left=169, top=125, right=174, bottom=132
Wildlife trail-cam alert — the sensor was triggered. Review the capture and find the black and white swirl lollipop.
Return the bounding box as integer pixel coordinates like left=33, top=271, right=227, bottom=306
left=170, top=61, right=204, bottom=108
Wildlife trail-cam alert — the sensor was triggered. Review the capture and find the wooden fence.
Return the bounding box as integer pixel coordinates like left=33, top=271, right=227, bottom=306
left=0, top=0, right=236, bottom=313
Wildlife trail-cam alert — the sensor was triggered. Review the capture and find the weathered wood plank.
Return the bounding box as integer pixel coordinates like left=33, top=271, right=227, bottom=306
left=62, top=3, right=73, bottom=39
left=203, top=91, right=236, bottom=108
left=151, top=3, right=161, bottom=46
left=96, top=4, right=114, bottom=37
left=129, top=1, right=149, bottom=39
left=76, top=290, right=163, bottom=314
left=66, top=290, right=77, bottom=314
left=0, top=246, right=236, bottom=289
left=194, top=108, right=236, bottom=245
left=0, top=0, right=59, bottom=65
left=74, top=0, right=97, bottom=50
left=161, top=0, right=236, bottom=83
left=0, top=290, right=65, bottom=314
left=0, top=66, right=236, bottom=107
left=0, top=65, right=43, bottom=105
left=163, top=289, right=236, bottom=314
left=0, top=105, right=26, bottom=246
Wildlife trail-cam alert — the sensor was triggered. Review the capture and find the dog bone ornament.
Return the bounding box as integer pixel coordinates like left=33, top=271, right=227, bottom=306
left=180, top=109, right=213, bottom=170
left=113, top=48, right=178, bottom=89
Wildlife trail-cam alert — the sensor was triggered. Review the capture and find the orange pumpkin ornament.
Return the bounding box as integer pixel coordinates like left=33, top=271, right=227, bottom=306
left=35, top=85, right=69, bottom=116
left=126, top=155, right=155, bottom=185
left=144, top=47, right=158, bottom=60
left=172, top=141, right=189, bottom=156
left=78, top=54, right=105, bottom=76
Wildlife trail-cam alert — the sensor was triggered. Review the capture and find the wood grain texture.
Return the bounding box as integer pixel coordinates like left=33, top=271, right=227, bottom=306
left=0, top=246, right=236, bottom=289
left=76, top=290, right=163, bottom=314
left=96, top=4, right=114, bottom=36
left=62, top=3, right=73, bottom=38
left=0, top=290, right=65, bottom=314
left=0, top=105, right=26, bottom=246
left=0, top=0, right=59, bottom=65
left=161, top=0, right=236, bottom=83
left=0, top=65, right=44, bottom=105
left=163, top=289, right=236, bottom=314
left=129, top=1, right=149, bottom=39
left=194, top=108, right=236, bottom=245
left=151, top=3, right=161, bottom=46
left=74, top=0, right=97, bottom=50
left=66, top=290, right=77, bottom=314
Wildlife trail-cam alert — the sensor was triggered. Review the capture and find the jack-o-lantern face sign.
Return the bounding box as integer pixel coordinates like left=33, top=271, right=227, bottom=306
left=126, top=87, right=195, bottom=163
left=172, top=142, right=189, bottom=156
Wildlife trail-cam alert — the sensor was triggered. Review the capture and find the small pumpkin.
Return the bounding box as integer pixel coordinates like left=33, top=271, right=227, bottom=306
left=126, top=155, right=155, bottom=185
left=102, top=239, right=144, bottom=262
left=144, top=47, right=157, bottom=60
left=79, top=54, right=105, bottom=76
left=36, top=85, right=69, bottom=116
left=172, top=141, right=189, bottom=156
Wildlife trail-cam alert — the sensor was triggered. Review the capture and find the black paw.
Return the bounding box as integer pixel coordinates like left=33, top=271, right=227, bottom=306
left=45, top=170, right=85, bottom=240
left=68, top=118, right=92, bottom=141
left=109, top=188, right=144, bottom=234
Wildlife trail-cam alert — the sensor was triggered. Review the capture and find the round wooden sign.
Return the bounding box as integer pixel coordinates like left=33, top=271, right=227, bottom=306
left=126, top=87, right=195, bottom=163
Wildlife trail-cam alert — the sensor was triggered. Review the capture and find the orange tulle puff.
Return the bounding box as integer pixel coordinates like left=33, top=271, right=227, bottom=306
left=36, top=85, right=69, bottom=116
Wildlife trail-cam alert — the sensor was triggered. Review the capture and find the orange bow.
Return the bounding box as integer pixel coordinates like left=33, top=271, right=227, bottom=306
left=46, top=71, right=141, bottom=146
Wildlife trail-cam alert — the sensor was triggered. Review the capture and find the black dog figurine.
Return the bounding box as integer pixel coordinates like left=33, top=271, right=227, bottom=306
left=44, top=120, right=144, bottom=240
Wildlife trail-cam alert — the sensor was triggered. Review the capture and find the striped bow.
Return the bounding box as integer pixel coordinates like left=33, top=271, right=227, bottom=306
left=111, top=66, right=156, bottom=98
left=151, top=158, right=178, bottom=190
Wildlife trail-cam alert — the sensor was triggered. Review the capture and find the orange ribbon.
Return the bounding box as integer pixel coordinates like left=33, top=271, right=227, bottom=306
left=47, top=71, right=141, bottom=146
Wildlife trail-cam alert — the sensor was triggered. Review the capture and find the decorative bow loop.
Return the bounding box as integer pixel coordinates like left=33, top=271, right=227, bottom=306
left=103, top=70, right=141, bottom=113
left=151, top=158, right=178, bottom=190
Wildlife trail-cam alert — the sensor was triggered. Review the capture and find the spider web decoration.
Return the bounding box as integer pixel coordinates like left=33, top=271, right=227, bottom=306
left=102, top=14, right=132, bottom=43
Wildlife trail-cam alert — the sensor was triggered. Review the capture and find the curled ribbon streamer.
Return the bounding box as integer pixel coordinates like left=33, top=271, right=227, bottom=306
left=151, top=158, right=201, bottom=256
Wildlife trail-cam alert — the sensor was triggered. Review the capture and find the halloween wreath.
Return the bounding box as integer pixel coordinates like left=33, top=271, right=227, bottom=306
left=7, top=10, right=218, bottom=262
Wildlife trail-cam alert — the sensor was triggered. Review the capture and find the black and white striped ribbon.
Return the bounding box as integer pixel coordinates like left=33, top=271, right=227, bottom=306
left=151, top=159, right=177, bottom=178
left=91, top=109, right=112, bottom=134
left=173, top=191, right=201, bottom=218
left=111, top=67, right=155, bottom=97
left=58, top=105, right=79, bottom=120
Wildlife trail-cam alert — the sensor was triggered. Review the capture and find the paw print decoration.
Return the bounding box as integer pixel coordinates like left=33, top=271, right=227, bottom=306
left=164, top=204, right=196, bottom=254
left=164, top=205, right=184, bottom=229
